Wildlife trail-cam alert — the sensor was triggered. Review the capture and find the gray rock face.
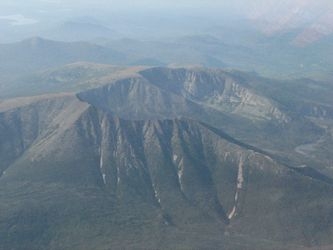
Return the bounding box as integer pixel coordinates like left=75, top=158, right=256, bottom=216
left=140, top=68, right=289, bottom=123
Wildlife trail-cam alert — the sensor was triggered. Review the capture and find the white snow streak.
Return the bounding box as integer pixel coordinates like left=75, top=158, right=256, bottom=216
left=99, top=147, right=104, bottom=169
left=173, top=154, right=178, bottom=162
left=228, top=156, right=245, bottom=220
left=153, top=184, right=161, bottom=205
left=228, top=206, right=237, bottom=220
left=224, top=152, right=230, bottom=161
left=237, top=158, right=244, bottom=189
left=99, top=146, right=106, bottom=185
left=117, top=166, right=120, bottom=185
left=177, top=158, right=185, bottom=192
left=172, top=154, right=185, bottom=192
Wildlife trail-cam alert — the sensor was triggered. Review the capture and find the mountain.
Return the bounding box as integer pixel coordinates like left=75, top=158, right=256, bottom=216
left=0, top=37, right=125, bottom=83
left=3, top=64, right=332, bottom=170
left=79, top=67, right=332, bottom=170
left=1, top=66, right=333, bottom=249
left=103, top=34, right=333, bottom=79
left=1, top=35, right=332, bottom=89
left=0, top=62, right=146, bottom=98
left=246, top=0, right=333, bottom=46
left=43, top=21, right=119, bottom=42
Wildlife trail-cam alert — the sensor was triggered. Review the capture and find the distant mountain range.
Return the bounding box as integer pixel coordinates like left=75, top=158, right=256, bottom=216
left=0, top=37, right=125, bottom=84
left=246, top=0, right=333, bottom=46
left=43, top=21, right=119, bottom=42
left=1, top=36, right=333, bottom=85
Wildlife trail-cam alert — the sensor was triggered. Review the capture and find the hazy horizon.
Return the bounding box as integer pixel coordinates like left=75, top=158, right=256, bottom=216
left=1, top=0, right=332, bottom=20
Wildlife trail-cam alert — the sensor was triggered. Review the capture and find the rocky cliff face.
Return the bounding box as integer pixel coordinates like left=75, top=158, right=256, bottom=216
left=140, top=68, right=289, bottom=123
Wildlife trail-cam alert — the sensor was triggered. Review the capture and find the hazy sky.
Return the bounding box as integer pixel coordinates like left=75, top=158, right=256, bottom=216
left=0, top=0, right=240, bottom=11
left=1, top=0, right=333, bottom=43
left=0, top=0, right=250, bottom=23
left=1, top=0, right=239, bottom=7
left=1, top=0, right=333, bottom=29
left=1, top=0, right=331, bottom=16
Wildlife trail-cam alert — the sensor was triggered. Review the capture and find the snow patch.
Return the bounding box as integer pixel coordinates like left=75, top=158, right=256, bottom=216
left=99, top=147, right=103, bottom=169
left=173, top=154, right=178, bottom=162
left=237, top=158, right=244, bottom=189
left=224, top=152, right=230, bottom=161
left=264, top=155, right=273, bottom=162
left=228, top=206, right=237, bottom=220
left=99, top=146, right=106, bottom=185
left=177, top=158, right=185, bottom=192
left=153, top=184, right=161, bottom=205
left=130, top=146, right=136, bottom=158
left=116, top=165, right=120, bottom=185
left=227, top=155, right=245, bottom=220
